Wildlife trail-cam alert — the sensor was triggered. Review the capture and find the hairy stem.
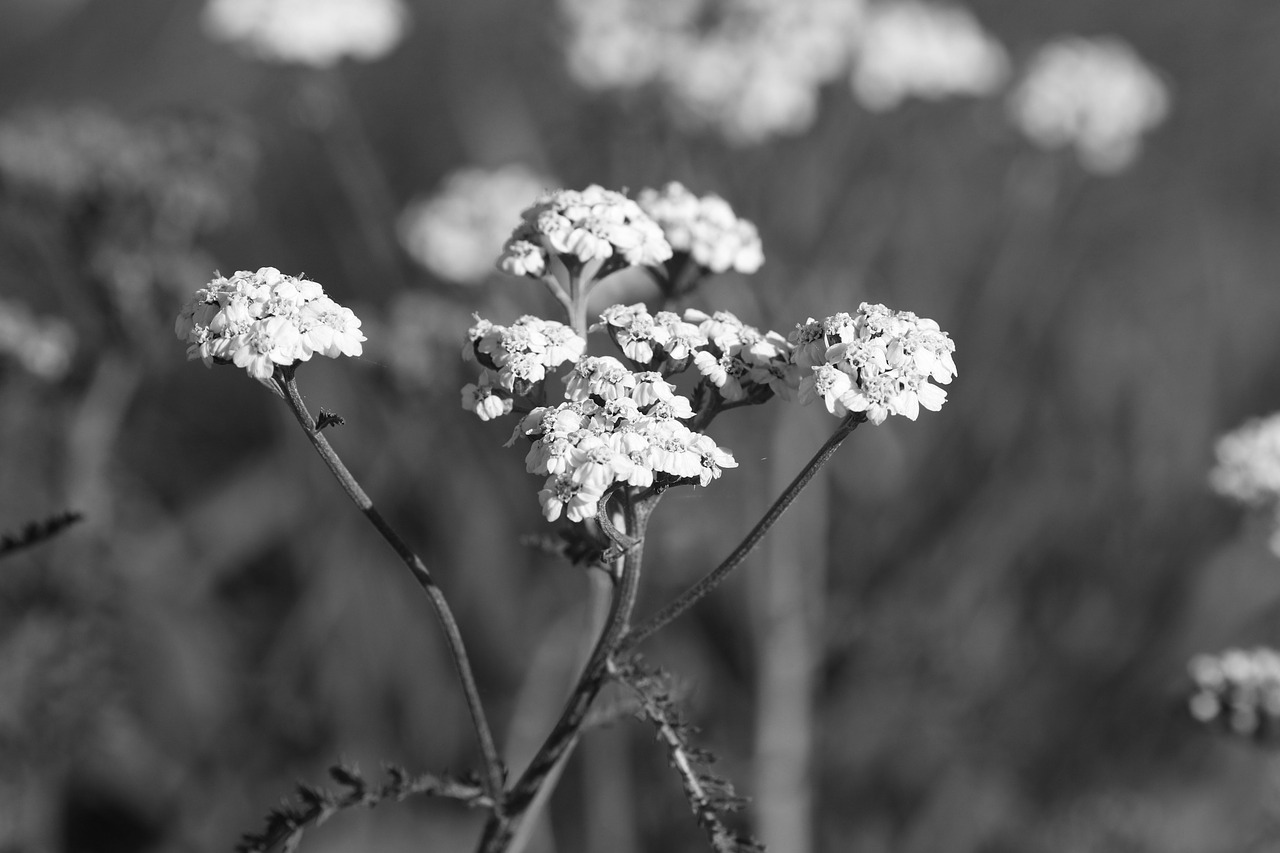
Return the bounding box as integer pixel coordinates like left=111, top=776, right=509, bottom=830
left=476, top=492, right=656, bottom=851
left=619, top=412, right=863, bottom=654
left=609, top=660, right=746, bottom=853
left=279, top=369, right=505, bottom=811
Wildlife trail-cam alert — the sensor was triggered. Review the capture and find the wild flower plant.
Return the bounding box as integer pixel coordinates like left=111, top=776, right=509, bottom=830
left=177, top=183, right=955, bottom=852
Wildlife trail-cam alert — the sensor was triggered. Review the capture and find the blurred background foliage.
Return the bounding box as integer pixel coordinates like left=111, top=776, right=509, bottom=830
left=2, top=1, right=1280, bottom=852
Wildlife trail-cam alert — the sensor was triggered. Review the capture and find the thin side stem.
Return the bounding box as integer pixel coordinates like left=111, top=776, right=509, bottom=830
left=279, top=371, right=505, bottom=811
left=476, top=492, right=656, bottom=852
left=619, top=413, right=863, bottom=654
left=607, top=659, right=743, bottom=853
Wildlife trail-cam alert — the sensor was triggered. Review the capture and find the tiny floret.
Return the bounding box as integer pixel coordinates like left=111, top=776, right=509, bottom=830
left=792, top=303, right=955, bottom=425
left=176, top=268, right=365, bottom=384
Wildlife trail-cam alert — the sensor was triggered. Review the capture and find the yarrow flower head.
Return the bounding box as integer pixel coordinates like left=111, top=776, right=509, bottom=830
left=498, top=185, right=673, bottom=288
left=461, top=315, right=587, bottom=417
left=637, top=182, right=764, bottom=278
left=516, top=380, right=735, bottom=523
left=685, top=309, right=795, bottom=405
left=1007, top=35, right=1170, bottom=174
left=398, top=164, right=555, bottom=285
left=850, top=0, right=1009, bottom=112
left=201, top=0, right=410, bottom=67
left=560, top=0, right=863, bottom=145
left=0, top=297, right=76, bottom=381
left=175, top=267, right=365, bottom=386
left=1188, top=647, right=1280, bottom=739
left=792, top=303, right=955, bottom=424
left=1209, top=412, right=1280, bottom=556
left=594, top=303, right=708, bottom=372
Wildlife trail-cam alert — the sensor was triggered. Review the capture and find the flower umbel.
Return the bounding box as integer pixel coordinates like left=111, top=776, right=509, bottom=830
left=637, top=182, right=764, bottom=278
left=175, top=267, right=365, bottom=385
left=398, top=164, right=555, bottom=285
left=686, top=309, right=795, bottom=406
left=497, top=185, right=673, bottom=290
left=1188, top=647, right=1280, bottom=739
left=1209, top=412, right=1280, bottom=556
left=1008, top=35, right=1170, bottom=174
left=201, top=0, right=410, bottom=67
left=851, top=0, right=1009, bottom=112
left=793, top=303, right=955, bottom=424
left=463, top=314, right=587, bottom=400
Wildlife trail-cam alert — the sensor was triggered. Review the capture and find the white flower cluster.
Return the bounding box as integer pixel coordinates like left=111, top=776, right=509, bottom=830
left=560, top=0, right=862, bottom=144
left=1211, top=413, right=1280, bottom=507
left=851, top=0, right=1009, bottom=112
left=792, top=303, right=955, bottom=424
left=637, top=182, right=764, bottom=275
left=595, top=304, right=707, bottom=371
left=1209, top=413, right=1280, bottom=556
left=398, top=165, right=554, bottom=285
left=686, top=309, right=795, bottom=404
left=462, top=315, right=587, bottom=420
left=559, top=0, right=1013, bottom=142
left=0, top=297, right=76, bottom=381
left=594, top=303, right=794, bottom=403
left=498, top=185, right=673, bottom=284
left=175, top=267, right=365, bottom=383
left=1188, top=647, right=1280, bottom=737
left=517, top=369, right=737, bottom=522
left=201, top=0, right=409, bottom=67
left=1008, top=36, right=1170, bottom=174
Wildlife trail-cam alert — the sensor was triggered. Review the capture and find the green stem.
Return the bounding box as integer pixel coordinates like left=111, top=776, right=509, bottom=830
left=619, top=412, right=863, bottom=654
left=278, top=369, right=506, bottom=812
left=476, top=491, right=656, bottom=852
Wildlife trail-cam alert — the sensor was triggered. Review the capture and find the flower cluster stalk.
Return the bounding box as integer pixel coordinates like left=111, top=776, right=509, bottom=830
left=278, top=368, right=506, bottom=810
left=476, top=492, right=656, bottom=852
left=620, top=412, right=863, bottom=654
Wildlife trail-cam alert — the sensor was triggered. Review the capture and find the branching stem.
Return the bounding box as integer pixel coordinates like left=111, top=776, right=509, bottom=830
left=620, top=412, right=863, bottom=654
left=476, top=491, right=658, bottom=851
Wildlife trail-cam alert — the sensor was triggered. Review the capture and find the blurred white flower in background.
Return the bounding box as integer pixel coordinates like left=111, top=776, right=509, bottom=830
left=0, top=298, right=76, bottom=381
left=1007, top=36, right=1170, bottom=173
left=560, top=0, right=1015, bottom=142
left=398, top=165, right=555, bottom=285
left=1188, top=647, right=1280, bottom=736
left=202, top=0, right=409, bottom=67
left=561, top=0, right=864, bottom=144
left=560, top=0, right=701, bottom=91
left=637, top=182, right=764, bottom=275
left=662, top=0, right=865, bottom=144
left=1210, top=413, right=1280, bottom=556
left=850, top=0, right=1009, bottom=111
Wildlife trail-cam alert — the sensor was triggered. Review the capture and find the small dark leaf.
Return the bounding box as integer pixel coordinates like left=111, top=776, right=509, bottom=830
left=315, top=410, right=345, bottom=431
left=328, top=765, right=365, bottom=792
left=0, top=510, right=83, bottom=559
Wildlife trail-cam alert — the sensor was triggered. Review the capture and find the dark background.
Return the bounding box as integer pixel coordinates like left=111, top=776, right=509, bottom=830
left=2, top=1, right=1280, bottom=851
